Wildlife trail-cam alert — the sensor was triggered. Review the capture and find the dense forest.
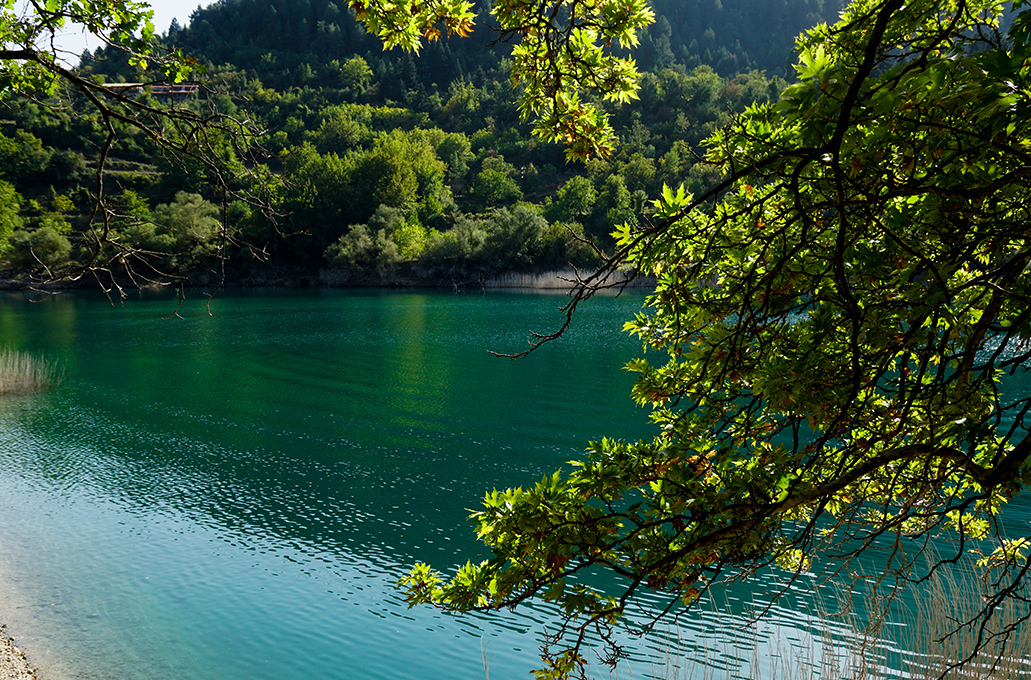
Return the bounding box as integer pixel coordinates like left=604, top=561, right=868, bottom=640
left=0, top=0, right=844, bottom=287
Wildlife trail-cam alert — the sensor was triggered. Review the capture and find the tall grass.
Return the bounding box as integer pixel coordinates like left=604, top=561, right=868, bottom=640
left=898, top=566, right=1031, bottom=680
left=0, top=348, right=63, bottom=396
left=647, top=566, right=1031, bottom=680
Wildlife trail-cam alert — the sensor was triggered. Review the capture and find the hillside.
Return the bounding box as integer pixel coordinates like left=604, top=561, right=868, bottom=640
left=0, top=0, right=845, bottom=286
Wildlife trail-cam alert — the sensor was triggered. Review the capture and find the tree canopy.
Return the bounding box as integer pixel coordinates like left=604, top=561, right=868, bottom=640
left=394, top=0, right=1031, bottom=677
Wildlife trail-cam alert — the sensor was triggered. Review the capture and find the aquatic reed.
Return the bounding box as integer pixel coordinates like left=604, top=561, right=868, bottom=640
left=898, top=566, right=1031, bottom=680
left=0, top=348, right=63, bottom=396
left=646, top=566, right=1031, bottom=680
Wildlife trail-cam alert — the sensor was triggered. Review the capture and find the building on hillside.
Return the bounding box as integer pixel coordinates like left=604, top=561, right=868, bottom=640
left=100, top=82, right=199, bottom=102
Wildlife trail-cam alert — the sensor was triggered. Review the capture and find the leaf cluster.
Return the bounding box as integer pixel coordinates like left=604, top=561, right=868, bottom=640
left=351, top=0, right=655, bottom=159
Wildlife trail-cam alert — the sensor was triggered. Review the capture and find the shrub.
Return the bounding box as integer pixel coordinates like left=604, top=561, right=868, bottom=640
left=7, top=226, right=73, bottom=269
left=324, top=224, right=401, bottom=272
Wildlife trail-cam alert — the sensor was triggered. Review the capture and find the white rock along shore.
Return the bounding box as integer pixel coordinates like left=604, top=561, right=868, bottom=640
left=0, top=627, right=37, bottom=680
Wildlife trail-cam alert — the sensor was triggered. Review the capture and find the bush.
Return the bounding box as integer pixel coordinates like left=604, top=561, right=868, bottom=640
left=471, top=168, right=522, bottom=207
left=539, top=221, right=602, bottom=270
left=419, top=216, right=488, bottom=268
left=480, top=205, right=546, bottom=270
left=7, top=226, right=72, bottom=269
left=122, top=191, right=221, bottom=270
left=324, top=224, right=401, bottom=272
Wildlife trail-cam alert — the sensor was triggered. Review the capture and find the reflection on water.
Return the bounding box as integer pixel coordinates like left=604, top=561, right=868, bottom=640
left=0, top=289, right=1026, bottom=680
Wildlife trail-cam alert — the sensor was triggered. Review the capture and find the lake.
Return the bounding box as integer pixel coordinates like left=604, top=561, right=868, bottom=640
left=0, top=288, right=1024, bottom=680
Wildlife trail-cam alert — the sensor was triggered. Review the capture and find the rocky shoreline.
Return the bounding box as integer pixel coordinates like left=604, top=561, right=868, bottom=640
left=0, top=627, right=37, bottom=680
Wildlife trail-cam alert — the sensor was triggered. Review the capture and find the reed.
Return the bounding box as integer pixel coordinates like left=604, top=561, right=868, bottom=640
left=898, top=566, right=1031, bottom=680
left=0, top=348, right=63, bottom=396
left=646, top=566, right=1031, bottom=680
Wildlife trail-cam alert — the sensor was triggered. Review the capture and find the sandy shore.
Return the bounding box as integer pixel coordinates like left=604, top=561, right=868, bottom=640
left=0, top=627, right=37, bottom=680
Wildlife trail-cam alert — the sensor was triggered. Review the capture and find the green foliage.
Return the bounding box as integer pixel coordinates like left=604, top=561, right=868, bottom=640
left=45, top=149, right=88, bottom=186
left=401, top=1, right=1031, bottom=677
left=374, top=207, right=429, bottom=260
left=349, top=0, right=476, bottom=50
left=278, top=142, right=354, bottom=258
left=309, top=103, right=429, bottom=156
left=538, top=221, right=600, bottom=270
left=436, top=132, right=473, bottom=185
left=471, top=158, right=523, bottom=208
left=590, top=173, right=634, bottom=242
left=620, top=153, right=656, bottom=194
left=440, top=80, right=481, bottom=131
left=417, top=205, right=548, bottom=274
left=324, top=204, right=430, bottom=271
left=34, top=214, right=72, bottom=236
left=338, top=56, right=373, bottom=93
left=324, top=223, right=400, bottom=271
left=0, top=0, right=835, bottom=283
left=0, top=180, right=22, bottom=253
left=7, top=225, right=72, bottom=270
left=0, top=130, right=51, bottom=183
left=550, top=176, right=597, bottom=222
left=420, top=215, right=488, bottom=268
left=122, top=191, right=221, bottom=270
left=360, top=130, right=450, bottom=218
left=152, top=192, right=219, bottom=248
left=311, top=111, right=373, bottom=155
left=46, top=188, right=75, bottom=215
left=480, top=205, right=546, bottom=271
left=472, top=168, right=522, bottom=207
left=279, top=133, right=447, bottom=262
left=0, top=0, right=154, bottom=95
left=356, top=142, right=420, bottom=210
left=116, top=189, right=152, bottom=223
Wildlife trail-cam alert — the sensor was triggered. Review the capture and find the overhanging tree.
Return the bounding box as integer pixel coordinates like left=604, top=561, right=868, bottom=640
left=0, top=0, right=269, bottom=290
left=348, top=0, right=655, bottom=160
left=348, top=0, right=1031, bottom=677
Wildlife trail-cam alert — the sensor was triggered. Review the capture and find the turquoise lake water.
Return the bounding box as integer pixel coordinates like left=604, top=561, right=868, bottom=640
left=0, top=289, right=1026, bottom=679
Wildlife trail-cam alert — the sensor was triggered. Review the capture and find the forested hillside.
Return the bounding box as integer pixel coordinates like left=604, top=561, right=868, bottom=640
left=0, top=0, right=844, bottom=287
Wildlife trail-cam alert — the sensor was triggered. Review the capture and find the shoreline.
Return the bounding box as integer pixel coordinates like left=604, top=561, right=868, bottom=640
left=0, top=627, right=38, bottom=680
left=0, top=266, right=657, bottom=294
